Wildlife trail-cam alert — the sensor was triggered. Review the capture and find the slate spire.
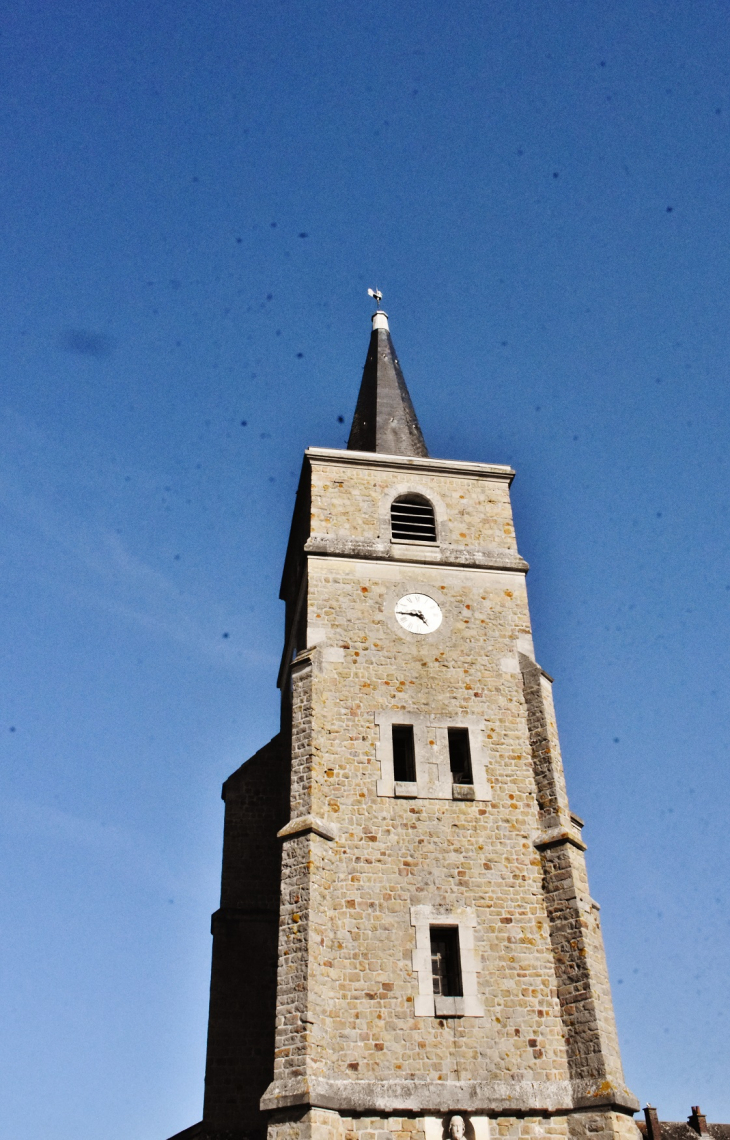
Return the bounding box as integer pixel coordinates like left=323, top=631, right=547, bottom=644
left=347, top=307, right=429, bottom=457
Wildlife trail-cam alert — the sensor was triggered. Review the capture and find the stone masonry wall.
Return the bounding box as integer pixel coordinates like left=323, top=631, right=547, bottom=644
left=265, top=1108, right=639, bottom=1140
left=519, top=655, right=625, bottom=1093
left=266, top=453, right=633, bottom=1118
left=306, top=455, right=518, bottom=556
left=203, top=735, right=287, bottom=1137
left=543, top=841, right=624, bottom=1092
left=518, top=657, right=571, bottom=831
left=282, top=556, right=567, bottom=1088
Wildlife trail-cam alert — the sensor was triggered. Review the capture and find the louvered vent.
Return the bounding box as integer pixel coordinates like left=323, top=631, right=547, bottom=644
left=390, top=496, right=437, bottom=542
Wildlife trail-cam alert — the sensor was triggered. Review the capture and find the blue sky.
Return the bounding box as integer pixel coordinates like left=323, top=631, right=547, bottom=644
left=1, top=1, right=729, bottom=1136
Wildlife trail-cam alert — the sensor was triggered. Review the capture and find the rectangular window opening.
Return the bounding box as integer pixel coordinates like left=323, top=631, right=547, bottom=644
left=392, top=724, right=416, bottom=783
left=430, top=926, right=463, bottom=997
left=448, top=727, right=473, bottom=785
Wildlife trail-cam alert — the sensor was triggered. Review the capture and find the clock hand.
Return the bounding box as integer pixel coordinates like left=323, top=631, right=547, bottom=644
left=397, top=609, right=427, bottom=623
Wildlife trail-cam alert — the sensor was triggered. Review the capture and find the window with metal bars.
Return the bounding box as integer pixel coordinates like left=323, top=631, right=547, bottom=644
left=430, top=926, right=463, bottom=997
left=390, top=495, right=437, bottom=543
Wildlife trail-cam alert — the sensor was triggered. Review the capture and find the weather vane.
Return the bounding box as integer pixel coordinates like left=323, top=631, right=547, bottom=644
left=367, top=287, right=383, bottom=310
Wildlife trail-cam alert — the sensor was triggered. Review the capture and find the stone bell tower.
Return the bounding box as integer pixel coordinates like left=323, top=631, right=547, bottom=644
left=168, top=305, right=639, bottom=1140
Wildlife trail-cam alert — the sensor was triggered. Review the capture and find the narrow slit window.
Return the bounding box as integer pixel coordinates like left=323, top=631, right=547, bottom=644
left=448, top=727, right=473, bottom=785
left=392, top=724, right=416, bottom=782
left=430, top=926, right=463, bottom=997
left=390, top=495, right=437, bottom=543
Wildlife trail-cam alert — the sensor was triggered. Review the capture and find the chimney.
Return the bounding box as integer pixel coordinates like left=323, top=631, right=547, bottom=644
left=688, top=1108, right=709, bottom=1136
left=644, top=1105, right=662, bottom=1140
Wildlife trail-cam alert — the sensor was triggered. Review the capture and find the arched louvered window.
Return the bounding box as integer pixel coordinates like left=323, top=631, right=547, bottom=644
left=390, top=495, right=437, bottom=543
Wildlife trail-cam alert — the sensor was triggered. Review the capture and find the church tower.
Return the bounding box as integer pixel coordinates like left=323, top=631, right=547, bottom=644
left=170, top=305, right=639, bottom=1140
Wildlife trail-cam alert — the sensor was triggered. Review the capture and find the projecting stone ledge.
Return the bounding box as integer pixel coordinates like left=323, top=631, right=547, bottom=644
left=277, top=815, right=339, bottom=842
left=260, top=1076, right=640, bottom=1114
left=533, top=825, right=588, bottom=852
left=304, top=534, right=528, bottom=573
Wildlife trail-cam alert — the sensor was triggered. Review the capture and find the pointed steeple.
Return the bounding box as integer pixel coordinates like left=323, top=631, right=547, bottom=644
left=347, top=305, right=429, bottom=457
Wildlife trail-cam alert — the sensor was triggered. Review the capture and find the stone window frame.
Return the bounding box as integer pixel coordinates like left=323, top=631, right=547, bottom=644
left=377, top=482, right=450, bottom=546
left=410, top=905, right=483, bottom=1017
left=375, top=711, right=490, bottom=802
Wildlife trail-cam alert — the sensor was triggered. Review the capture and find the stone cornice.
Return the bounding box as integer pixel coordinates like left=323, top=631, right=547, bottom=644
left=304, top=535, right=528, bottom=573
left=306, top=446, right=516, bottom=484
left=260, top=1075, right=640, bottom=1114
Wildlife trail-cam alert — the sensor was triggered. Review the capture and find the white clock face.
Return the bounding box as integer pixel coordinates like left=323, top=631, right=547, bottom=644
left=394, top=593, right=443, bottom=635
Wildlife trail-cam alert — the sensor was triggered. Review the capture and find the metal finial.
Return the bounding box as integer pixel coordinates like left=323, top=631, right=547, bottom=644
left=367, top=287, right=383, bottom=310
